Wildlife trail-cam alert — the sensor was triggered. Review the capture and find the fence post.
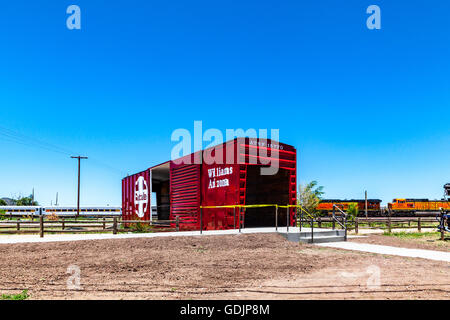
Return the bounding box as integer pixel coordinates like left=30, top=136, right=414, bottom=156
left=233, top=206, right=236, bottom=230
left=238, top=208, right=241, bottom=233
left=286, top=206, right=289, bottom=232
left=200, top=207, right=203, bottom=234
left=62, top=218, right=65, bottom=230
left=355, top=217, right=359, bottom=235
left=39, top=215, right=44, bottom=238
left=275, top=206, right=278, bottom=231
left=310, top=217, right=314, bottom=243
left=17, top=219, right=20, bottom=231
left=176, top=216, right=180, bottom=232
left=344, top=215, right=347, bottom=241
left=103, top=217, right=106, bottom=230
left=387, top=216, right=391, bottom=234
left=318, top=217, right=321, bottom=228
left=113, top=217, right=117, bottom=235
left=300, top=208, right=303, bottom=231
left=418, top=217, right=421, bottom=232
left=298, top=208, right=301, bottom=232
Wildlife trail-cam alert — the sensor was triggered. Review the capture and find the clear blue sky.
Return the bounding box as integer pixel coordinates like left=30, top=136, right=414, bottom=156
left=0, top=0, right=449, bottom=206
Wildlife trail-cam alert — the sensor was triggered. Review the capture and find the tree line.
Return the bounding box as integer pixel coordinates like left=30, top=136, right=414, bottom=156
left=297, top=181, right=359, bottom=219
left=0, top=196, right=39, bottom=206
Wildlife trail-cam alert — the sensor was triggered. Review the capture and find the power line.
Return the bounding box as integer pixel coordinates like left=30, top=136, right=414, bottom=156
left=0, top=125, right=126, bottom=176
left=0, top=126, right=74, bottom=155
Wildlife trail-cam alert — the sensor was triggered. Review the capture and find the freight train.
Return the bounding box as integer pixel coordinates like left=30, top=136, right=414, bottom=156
left=317, top=199, right=383, bottom=216
left=0, top=206, right=122, bottom=217
left=317, top=184, right=450, bottom=217
left=388, top=199, right=450, bottom=216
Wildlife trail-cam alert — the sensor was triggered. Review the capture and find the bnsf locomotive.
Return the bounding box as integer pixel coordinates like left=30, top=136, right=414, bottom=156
left=318, top=184, right=450, bottom=217
left=317, top=199, right=383, bottom=216
left=388, top=184, right=450, bottom=216
left=388, top=199, right=450, bottom=216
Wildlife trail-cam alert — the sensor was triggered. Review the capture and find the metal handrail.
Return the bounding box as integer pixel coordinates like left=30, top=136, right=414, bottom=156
left=332, top=205, right=346, bottom=228
left=295, top=205, right=315, bottom=221
left=294, top=205, right=316, bottom=243
left=332, top=204, right=348, bottom=241
left=199, top=204, right=318, bottom=241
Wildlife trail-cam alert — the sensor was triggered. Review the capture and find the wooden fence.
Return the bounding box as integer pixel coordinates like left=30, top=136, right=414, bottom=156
left=0, top=215, right=441, bottom=238
left=0, top=216, right=179, bottom=238
left=299, top=216, right=439, bottom=234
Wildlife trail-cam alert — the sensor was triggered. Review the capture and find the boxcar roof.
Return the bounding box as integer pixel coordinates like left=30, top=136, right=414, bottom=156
left=123, top=137, right=295, bottom=180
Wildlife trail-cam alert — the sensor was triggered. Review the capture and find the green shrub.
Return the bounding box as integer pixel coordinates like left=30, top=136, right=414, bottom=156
left=1, top=290, right=29, bottom=300
left=346, top=203, right=359, bottom=221
left=130, top=221, right=152, bottom=233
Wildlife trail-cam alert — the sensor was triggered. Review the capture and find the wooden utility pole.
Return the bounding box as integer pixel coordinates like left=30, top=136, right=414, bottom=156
left=39, top=215, right=44, bottom=238
left=365, top=190, right=368, bottom=219
left=71, top=156, right=88, bottom=218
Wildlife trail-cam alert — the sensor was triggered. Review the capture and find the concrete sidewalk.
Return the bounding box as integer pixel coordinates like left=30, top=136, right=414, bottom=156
left=317, top=241, right=450, bottom=262
left=0, top=227, right=321, bottom=244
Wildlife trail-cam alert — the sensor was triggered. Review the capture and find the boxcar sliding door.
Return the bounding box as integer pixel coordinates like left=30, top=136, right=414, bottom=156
left=169, top=162, right=201, bottom=230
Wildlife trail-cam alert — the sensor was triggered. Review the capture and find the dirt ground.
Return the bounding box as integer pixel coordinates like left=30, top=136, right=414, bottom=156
left=0, top=233, right=449, bottom=300
left=350, top=233, right=450, bottom=252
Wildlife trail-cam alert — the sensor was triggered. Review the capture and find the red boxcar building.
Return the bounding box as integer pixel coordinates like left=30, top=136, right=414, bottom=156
left=122, top=138, right=297, bottom=230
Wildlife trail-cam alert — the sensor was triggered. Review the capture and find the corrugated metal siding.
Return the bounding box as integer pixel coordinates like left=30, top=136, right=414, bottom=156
left=122, top=169, right=151, bottom=222
left=238, top=141, right=296, bottom=171
left=170, top=163, right=201, bottom=229
left=289, top=159, right=297, bottom=226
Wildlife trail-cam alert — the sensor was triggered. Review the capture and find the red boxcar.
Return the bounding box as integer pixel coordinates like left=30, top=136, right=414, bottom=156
left=122, top=138, right=297, bottom=230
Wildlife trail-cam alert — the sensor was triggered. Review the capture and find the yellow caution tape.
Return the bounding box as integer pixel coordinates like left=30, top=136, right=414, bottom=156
left=199, top=204, right=315, bottom=219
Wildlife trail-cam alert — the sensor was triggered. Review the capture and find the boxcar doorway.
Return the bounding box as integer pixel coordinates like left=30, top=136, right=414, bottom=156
left=244, top=165, right=291, bottom=227
left=151, top=162, right=170, bottom=220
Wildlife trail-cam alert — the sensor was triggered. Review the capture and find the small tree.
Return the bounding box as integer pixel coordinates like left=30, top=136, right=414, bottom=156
left=346, top=203, right=359, bottom=221
left=297, top=181, right=324, bottom=215
left=15, top=196, right=38, bottom=206
left=0, top=199, right=6, bottom=220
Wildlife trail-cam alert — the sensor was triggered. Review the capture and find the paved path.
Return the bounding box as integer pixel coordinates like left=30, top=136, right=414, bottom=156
left=317, top=241, right=450, bottom=262
left=0, top=227, right=325, bottom=244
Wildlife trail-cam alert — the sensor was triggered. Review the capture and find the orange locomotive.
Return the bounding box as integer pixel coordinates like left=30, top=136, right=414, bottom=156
left=317, top=199, right=383, bottom=216
left=388, top=198, right=450, bottom=216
